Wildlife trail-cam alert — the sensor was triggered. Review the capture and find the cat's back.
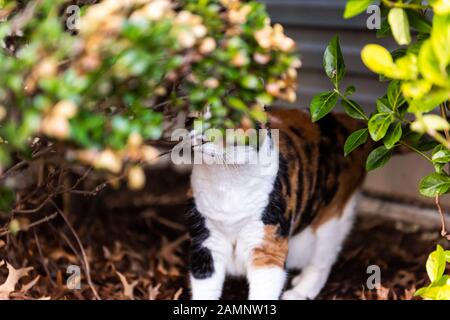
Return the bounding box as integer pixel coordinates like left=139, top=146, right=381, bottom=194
left=266, top=107, right=370, bottom=231
left=267, top=107, right=369, bottom=164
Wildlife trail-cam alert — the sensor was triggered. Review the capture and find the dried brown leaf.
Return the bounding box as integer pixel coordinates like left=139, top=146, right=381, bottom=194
left=103, top=242, right=126, bottom=262
left=116, top=271, right=138, bottom=300
left=0, top=261, right=33, bottom=300
left=148, top=283, right=161, bottom=300
left=173, top=288, right=183, bottom=300
left=49, top=248, right=78, bottom=264
left=159, top=234, right=188, bottom=267
left=403, top=286, right=416, bottom=300
left=375, top=284, right=390, bottom=300
left=21, top=275, right=40, bottom=293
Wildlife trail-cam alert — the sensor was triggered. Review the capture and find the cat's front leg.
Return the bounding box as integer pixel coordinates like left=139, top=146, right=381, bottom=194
left=188, top=205, right=230, bottom=300
left=247, top=267, right=286, bottom=300
left=247, top=225, right=288, bottom=300
left=190, top=249, right=227, bottom=300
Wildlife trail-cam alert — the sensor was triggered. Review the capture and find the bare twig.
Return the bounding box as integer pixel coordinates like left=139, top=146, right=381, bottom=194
left=0, top=212, right=58, bottom=237
left=435, top=196, right=450, bottom=241
left=33, top=229, right=56, bottom=287
left=436, top=105, right=450, bottom=241
left=0, top=142, right=55, bottom=182
left=381, top=0, right=430, bottom=10
left=50, top=200, right=101, bottom=300
left=12, top=195, right=54, bottom=214
left=12, top=167, right=92, bottom=214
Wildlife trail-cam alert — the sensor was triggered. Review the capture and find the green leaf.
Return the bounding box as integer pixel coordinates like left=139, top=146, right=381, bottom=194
left=341, top=99, right=367, bottom=120
left=408, top=89, right=450, bottom=113
left=430, top=0, right=450, bottom=15
left=401, top=79, right=432, bottom=99
left=323, top=36, right=345, bottom=86
left=419, top=173, right=450, bottom=197
left=394, top=53, right=419, bottom=80
left=368, top=113, right=393, bottom=141
left=445, top=250, right=450, bottom=263
left=383, top=122, right=402, bottom=149
left=432, top=149, right=450, bottom=164
left=344, top=0, right=373, bottom=19
left=344, top=85, right=356, bottom=96
left=366, top=146, right=393, bottom=171
left=361, top=44, right=396, bottom=77
left=415, top=283, right=450, bottom=300
left=419, top=39, right=449, bottom=87
left=0, top=187, right=15, bottom=213
left=377, top=18, right=392, bottom=38
left=227, top=97, right=247, bottom=111
left=426, top=245, right=446, bottom=282
left=376, top=98, right=392, bottom=113
left=387, top=80, right=405, bottom=110
left=411, top=115, right=450, bottom=133
left=431, top=14, right=450, bottom=70
left=407, top=10, right=431, bottom=34
left=344, top=128, right=369, bottom=156
left=310, top=91, right=339, bottom=122
left=388, top=8, right=411, bottom=45
left=241, top=75, right=262, bottom=90
left=8, top=219, right=20, bottom=236
left=362, top=44, right=418, bottom=80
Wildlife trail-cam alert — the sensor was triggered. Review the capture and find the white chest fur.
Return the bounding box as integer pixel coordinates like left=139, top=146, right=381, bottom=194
left=191, top=140, right=279, bottom=225
left=190, top=138, right=279, bottom=276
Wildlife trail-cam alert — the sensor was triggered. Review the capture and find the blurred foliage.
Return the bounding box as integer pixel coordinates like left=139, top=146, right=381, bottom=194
left=312, top=0, right=450, bottom=299
left=0, top=0, right=299, bottom=207
left=415, top=245, right=450, bottom=300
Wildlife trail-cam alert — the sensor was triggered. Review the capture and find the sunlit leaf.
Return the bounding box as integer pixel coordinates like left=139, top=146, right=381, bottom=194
left=344, top=0, right=373, bottom=19
left=419, top=173, right=450, bottom=197
left=366, top=145, right=393, bottom=171
left=344, top=128, right=368, bottom=156
left=323, top=36, right=345, bottom=86
left=310, top=91, right=338, bottom=122
left=388, top=8, right=411, bottom=45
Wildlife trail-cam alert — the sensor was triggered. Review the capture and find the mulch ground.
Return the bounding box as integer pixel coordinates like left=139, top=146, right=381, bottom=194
left=0, top=168, right=448, bottom=300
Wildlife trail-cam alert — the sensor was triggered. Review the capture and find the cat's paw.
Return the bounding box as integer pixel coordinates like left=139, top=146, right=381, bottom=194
left=281, top=289, right=309, bottom=300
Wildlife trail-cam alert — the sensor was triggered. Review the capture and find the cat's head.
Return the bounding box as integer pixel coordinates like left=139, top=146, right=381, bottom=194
left=189, top=126, right=274, bottom=166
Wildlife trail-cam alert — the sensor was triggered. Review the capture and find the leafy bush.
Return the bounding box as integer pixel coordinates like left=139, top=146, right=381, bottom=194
left=0, top=0, right=299, bottom=214
left=312, top=0, right=450, bottom=299
left=415, top=245, right=450, bottom=299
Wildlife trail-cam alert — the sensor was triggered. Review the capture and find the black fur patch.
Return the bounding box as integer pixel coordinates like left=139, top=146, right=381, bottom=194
left=289, top=126, right=305, bottom=139
left=186, top=200, right=215, bottom=279
left=262, top=154, right=291, bottom=237
left=278, top=153, right=291, bottom=196
left=294, top=114, right=346, bottom=233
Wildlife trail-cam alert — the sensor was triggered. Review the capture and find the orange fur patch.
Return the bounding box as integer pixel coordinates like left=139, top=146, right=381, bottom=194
left=252, top=225, right=289, bottom=268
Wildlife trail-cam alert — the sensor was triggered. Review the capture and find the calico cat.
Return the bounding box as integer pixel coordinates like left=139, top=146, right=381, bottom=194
left=187, top=108, right=372, bottom=300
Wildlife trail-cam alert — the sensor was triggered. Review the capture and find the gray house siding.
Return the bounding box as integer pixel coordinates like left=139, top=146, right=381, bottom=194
left=264, top=0, right=395, bottom=108
left=264, top=0, right=449, bottom=206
